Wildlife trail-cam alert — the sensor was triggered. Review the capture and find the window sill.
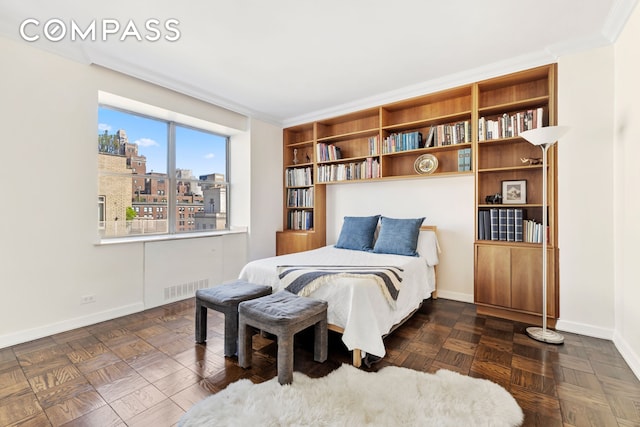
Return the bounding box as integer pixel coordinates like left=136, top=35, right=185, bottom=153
left=95, top=226, right=248, bottom=246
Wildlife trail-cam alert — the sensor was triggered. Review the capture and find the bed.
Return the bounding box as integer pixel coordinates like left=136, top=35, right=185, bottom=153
left=238, top=216, right=439, bottom=367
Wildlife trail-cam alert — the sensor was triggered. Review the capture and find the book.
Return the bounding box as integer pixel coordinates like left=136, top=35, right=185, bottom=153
left=483, top=210, right=491, bottom=241
left=425, top=126, right=435, bottom=147
left=478, top=211, right=485, bottom=240
left=514, top=208, right=523, bottom=242
left=498, top=209, right=507, bottom=241
left=490, top=208, right=499, bottom=240
left=506, top=208, right=515, bottom=241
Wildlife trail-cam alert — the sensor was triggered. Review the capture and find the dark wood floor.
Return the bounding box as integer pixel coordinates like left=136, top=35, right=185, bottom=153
left=1, top=297, right=639, bottom=426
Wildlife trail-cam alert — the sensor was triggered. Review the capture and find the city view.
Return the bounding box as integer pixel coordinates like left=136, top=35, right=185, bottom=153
left=97, top=107, right=228, bottom=237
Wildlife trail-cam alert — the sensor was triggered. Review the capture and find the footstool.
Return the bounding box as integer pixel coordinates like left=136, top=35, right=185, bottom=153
left=195, top=280, right=271, bottom=357
left=238, top=290, right=328, bottom=385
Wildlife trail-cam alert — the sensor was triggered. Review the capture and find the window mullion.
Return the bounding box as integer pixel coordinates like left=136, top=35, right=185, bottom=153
left=167, top=122, right=176, bottom=234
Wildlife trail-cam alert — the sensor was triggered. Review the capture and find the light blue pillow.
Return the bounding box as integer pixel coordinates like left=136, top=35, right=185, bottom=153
left=335, top=215, right=380, bottom=251
left=372, top=216, right=425, bottom=256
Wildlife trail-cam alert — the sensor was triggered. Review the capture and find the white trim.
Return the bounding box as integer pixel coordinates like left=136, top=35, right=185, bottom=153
left=0, top=303, right=145, bottom=349
left=613, top=331, right=640, bottom=380
left=555, top=318, right=614, bottom=340
left=436, top=291, right=474, bottom=304
left=602, top=0, right=640, bottom=42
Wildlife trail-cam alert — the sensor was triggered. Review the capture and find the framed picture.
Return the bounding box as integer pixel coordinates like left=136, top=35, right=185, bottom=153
left=502, top=180, right=527, bottom=204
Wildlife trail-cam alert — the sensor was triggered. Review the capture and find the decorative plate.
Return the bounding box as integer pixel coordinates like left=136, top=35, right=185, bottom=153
left=414, top=154, right=438, bottom=174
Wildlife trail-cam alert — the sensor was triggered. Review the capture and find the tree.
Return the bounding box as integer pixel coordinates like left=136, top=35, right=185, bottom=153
left=98, top=130, right=120, bottom=154
left=126, top=206, right=137, bottom=221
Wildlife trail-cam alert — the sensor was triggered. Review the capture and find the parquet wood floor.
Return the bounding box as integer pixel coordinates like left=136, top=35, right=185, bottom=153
left=1, top=298, right=638, bottom=426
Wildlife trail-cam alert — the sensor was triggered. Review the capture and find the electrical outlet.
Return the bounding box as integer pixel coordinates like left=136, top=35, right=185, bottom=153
left=80, top=295, right=95, bottom=304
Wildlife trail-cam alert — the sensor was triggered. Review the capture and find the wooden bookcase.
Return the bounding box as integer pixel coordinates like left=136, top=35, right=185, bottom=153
left=474, top=64, right=559, bottom=326
left=279, top=63, right=560, bottom=328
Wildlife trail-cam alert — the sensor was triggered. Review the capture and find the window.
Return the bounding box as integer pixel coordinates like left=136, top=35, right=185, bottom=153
left=97, top=104, right=229, bottom=238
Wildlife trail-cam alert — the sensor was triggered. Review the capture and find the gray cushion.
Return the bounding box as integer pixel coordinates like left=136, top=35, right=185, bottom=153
left=196, top=280, right=271, bottom=306
left=239, top=291, right=327, bottom=325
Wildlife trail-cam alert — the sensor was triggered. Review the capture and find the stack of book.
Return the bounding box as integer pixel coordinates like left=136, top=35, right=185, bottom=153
left=317, top=158, right=380, bottom=182
left=478, top=208, right=546, bottom=243
left=478, top=107, right=545, bottom=141
left=286, top=187, right=314, bottom=208
left=316, top=143, right=342, bottom=162
left=285, top=167, right=312, bottom=187
left=288, top=210, right=313, bottom=230
left=382, top=131, right=422, bottom=153
left=457, top=148, right=471, bottom=171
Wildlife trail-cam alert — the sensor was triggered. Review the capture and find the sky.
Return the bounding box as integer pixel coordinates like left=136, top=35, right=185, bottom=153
left=98, top=106, right=227, bottom=178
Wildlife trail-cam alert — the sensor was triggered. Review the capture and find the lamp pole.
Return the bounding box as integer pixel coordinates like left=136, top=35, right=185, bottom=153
left=520, top=125, right=569, bottom=344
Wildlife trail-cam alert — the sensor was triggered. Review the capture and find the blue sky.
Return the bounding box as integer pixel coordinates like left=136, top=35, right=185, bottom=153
left=98, top=106, right=227, bottom=177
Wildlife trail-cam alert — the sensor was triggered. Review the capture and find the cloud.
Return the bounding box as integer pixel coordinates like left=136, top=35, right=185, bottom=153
left=98, top=123, right=112, bottom=132
left=135, top=138, right=159, bottom=147
left=204, top=153, right=215, bottom=159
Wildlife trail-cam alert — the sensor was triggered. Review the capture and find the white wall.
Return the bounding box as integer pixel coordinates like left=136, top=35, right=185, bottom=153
left=556, top=47, right=616, bottom=338
left=247, top=118, right=283, bottom=261
left=327, top=175, right=475, bottom=301
left=613, top=3, right=640, bottom=378
left=0, top=35, right=279, bottom=348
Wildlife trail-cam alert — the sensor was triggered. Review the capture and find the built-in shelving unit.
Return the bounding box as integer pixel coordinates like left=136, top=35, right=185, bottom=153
left=278, top=63, right=560, bottom=328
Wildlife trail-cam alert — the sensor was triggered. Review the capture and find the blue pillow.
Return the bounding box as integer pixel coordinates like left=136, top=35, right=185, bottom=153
left=335, top=215, right=380, bottom=251
left=372, top=216, right=425, bottom=256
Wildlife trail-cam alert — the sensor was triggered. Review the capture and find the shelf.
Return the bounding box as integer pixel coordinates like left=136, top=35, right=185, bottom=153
left=316, top=128, right=379, bottom=143
left=285, top=140, right=314, bottom=148
left=478, top=96, right=549, bottom=117
left=477, top=165, right=543, bottom=173
left=381, top=111, right=472, bottom=132
left=317, top=154, right=378, bottom=165
left=285, top=162, right=313, bottom=168
left=475, top=240, right=553, bottom=248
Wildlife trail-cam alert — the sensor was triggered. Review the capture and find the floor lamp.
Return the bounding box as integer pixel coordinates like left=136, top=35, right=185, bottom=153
left=520, top=125, right=569, bottom=344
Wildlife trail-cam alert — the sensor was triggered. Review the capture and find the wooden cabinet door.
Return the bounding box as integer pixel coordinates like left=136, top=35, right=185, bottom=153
left=475, top=245, right=511, bottom=307
left=510, top=247, right=556, bottom=316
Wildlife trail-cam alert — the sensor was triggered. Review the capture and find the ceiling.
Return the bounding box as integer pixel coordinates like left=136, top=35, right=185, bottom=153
left=0, top=0, right=637, bottom=126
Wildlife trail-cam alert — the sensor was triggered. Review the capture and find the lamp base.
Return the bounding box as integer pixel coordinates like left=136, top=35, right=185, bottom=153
left=526, top=326, right=564, bottom=345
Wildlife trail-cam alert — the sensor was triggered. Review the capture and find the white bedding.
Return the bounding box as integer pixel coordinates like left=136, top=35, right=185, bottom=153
left=238, top=231, right=438, bottom=358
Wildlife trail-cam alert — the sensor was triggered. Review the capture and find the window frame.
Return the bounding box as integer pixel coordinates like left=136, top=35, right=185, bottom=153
left=98, top=103, right=231, bottom=240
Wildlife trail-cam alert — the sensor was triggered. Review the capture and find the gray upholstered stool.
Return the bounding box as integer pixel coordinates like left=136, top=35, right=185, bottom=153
left=195, top=280, right=271, bottom=357
left=238, top=290, right=328, bottom=385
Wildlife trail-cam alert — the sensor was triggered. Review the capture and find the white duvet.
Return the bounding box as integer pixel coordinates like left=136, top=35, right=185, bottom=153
left=238, top=232, right=438, bottom=358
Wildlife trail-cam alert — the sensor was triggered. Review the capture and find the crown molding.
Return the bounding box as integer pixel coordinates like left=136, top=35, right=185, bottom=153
left=282, top=50, right=556, bottom=128
left=602, top=0, right=639, bottom=42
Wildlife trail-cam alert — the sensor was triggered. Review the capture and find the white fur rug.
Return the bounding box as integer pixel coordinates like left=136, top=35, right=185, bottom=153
left=179, top=364, right=523, bottom=426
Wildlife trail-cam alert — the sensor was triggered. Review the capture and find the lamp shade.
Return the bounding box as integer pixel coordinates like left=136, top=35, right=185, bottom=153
left=520, top=125, right=569, bottom=146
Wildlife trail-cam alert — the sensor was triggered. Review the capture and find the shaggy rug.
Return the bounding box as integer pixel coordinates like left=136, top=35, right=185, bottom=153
left=179, top=364, right=523, bottom=426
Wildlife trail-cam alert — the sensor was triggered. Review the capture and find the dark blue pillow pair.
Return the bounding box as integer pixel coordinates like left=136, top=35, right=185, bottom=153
left=335, top=215, right=425, bottom=256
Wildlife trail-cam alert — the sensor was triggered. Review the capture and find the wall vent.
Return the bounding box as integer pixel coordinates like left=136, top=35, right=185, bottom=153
left=163, top=278, right=209, bottom=301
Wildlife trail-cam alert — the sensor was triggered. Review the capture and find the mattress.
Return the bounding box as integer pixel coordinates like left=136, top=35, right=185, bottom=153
left=238, top=231, right=438, bottom=358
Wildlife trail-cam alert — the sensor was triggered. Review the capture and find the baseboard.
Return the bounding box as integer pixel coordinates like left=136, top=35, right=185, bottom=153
left=555, top=319, right=614, bottom=340
left=0, top=303, right=145, bottom=350
left=435, top=290, right=474, bottom=303
left=613, top=332, right=640, bottom=381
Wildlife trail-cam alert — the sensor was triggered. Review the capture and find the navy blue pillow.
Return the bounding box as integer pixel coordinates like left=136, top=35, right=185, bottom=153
left=372, top=216, right=425, bottom=256
left=335, top=215, right=380, bottom=251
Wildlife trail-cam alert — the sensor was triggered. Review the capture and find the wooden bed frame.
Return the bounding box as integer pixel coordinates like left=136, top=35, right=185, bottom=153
left=328, top=225, right=438, bottom=367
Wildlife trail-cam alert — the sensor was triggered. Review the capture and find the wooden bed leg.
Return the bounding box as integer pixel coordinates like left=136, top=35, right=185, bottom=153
left=352, top=349, right=362, bottom=368
left=431, top=290, right=438, bottom=299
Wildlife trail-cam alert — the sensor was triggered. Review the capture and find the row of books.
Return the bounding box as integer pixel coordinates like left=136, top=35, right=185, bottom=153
left=478, top=208, right=547, bottom=243
left=478, top=107, right=545, bottom=141
left=457, top=148, right=472, bottom=172
left=316, top=143, right=342, bottom=162
left=382, top=131, right=422, bottom=153
left=317, top=158, right=380, bottom=182
left=285, top=166, right=312, bottom=187
left=286, top=187, right=314, bottom=208
left=288, top=210, right=313, bottom=230
left=430, top=121, right=472, bottom=146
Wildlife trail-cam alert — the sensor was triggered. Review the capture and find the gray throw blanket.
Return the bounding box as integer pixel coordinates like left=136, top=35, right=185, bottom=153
left=277, top=265, right=403, bottom=308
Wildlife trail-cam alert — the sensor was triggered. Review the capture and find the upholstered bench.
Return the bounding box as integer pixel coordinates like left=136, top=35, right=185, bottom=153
left=195, top=280, right=272, bottom=357
left=238, top=290, right=328, bottom=385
